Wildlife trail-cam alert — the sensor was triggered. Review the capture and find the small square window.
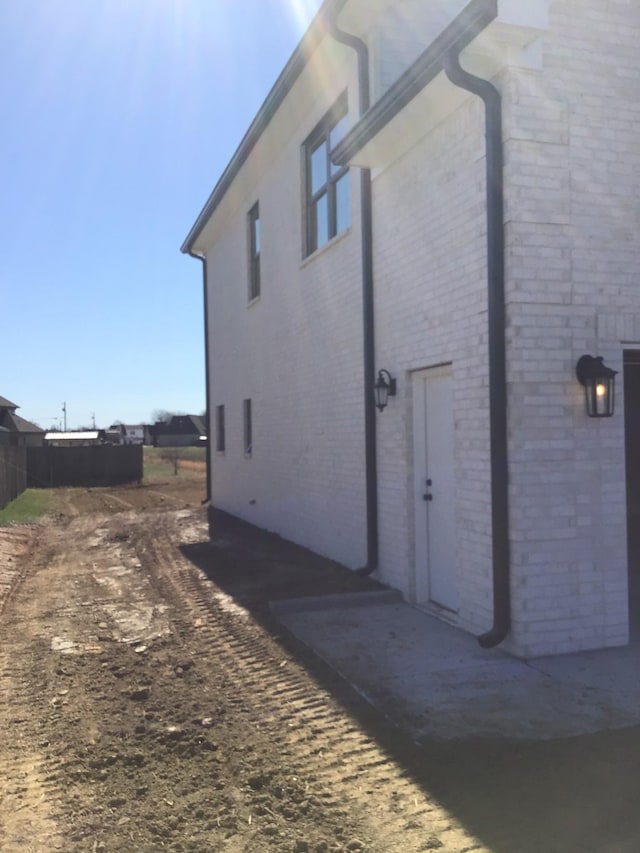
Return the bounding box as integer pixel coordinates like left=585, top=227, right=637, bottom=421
left=248, top=202, right=260, bottom=301
left=304, top=94, right=350, bottom=257
left=215, top=405, right=225, bottom=453
left=243, top=399, right=252, bottom=456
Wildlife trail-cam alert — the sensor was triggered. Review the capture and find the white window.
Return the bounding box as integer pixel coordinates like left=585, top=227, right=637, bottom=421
left=304, top=94, right=350, bottom=256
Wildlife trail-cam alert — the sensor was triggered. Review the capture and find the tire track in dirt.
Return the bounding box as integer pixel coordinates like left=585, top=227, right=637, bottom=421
left=0, top=527, right=63, bottom=850
left=0, top=505, right=486, bottom=851
left=0, top=526, right=37, bottom=616
left=0, top=566, right=66, bottom=850
left=0, top=516, right=168, bottom=852
left=137, top=513, right=486, bottom=853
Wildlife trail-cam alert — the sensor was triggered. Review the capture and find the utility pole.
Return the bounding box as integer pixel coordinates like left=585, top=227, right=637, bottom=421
left=91, top=412, right=96, bottom=429
left=62, top=401, right=67, bottom=432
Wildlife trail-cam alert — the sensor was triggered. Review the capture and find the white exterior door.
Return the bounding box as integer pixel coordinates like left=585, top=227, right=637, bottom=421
left=412, top=366, right=458, bottom=611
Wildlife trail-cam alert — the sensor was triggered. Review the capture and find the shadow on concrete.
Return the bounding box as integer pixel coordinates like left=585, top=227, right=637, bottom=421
left=180, top=508, right=640, bottom=853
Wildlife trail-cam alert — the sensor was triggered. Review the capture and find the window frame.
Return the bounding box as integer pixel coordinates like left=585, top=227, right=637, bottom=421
left=248, top=201, right=260, bottom=302
left=215, top=404, right=225, bottom=453
left=304, top=93, right=350, bottom=257
left=243, top=398, right=252, bottom=457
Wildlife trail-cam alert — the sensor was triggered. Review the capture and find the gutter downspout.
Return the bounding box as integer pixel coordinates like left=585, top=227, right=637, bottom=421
left=442, top=49, right=510, bottom=648
left=188, top=251, right=213, bottom=508
left=326, top=5, right=378, bottom=576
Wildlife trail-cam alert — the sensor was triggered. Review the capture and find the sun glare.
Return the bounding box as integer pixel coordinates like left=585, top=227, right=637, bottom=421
left=286, top=0, right=324, bottom=34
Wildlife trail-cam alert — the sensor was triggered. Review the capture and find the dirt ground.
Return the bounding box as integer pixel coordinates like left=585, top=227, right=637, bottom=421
left=2, top=470, right=640, bottom=852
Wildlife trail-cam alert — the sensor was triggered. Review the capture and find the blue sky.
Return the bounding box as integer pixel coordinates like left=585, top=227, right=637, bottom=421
left=1, top=0, right=322, bottom=430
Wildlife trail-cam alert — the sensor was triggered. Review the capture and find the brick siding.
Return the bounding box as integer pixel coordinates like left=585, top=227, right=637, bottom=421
left=197, top=0, right=640, bottom=658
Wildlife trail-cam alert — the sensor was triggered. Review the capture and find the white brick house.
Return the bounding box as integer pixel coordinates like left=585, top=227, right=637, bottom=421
left=183, top=0, right=640, bottom=658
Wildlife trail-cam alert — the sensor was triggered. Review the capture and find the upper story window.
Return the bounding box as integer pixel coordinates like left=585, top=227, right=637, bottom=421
left=243, top=398, right=252, bottom=457
left=304, top=94, right=350, bottom=256
left=215, top=404, right=225, bottom=453
left=248, top=201, right=260, bottom=301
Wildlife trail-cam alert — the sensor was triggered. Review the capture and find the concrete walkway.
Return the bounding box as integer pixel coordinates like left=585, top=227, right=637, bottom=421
left=272, top=591, right=640, bottom=741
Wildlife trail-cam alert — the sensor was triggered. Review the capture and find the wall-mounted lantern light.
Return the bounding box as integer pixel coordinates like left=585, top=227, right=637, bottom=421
left=576, top=355, right=617, bottom=418
left=373, top=369, right=397, bottom=412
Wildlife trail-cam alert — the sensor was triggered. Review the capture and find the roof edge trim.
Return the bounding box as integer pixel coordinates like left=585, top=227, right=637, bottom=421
left=181, top=0, right=338, bottom=255
left=331, top=0, right=498, bottom=166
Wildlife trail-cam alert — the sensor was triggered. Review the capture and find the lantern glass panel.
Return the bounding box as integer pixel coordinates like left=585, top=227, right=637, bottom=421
left=374, top=383, right=388, bottom=411
left=586, top=378, right=614, bottom=417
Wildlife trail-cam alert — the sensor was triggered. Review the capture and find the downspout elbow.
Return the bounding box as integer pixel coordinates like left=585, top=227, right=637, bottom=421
left=478, top=624, right=509, bottom=649
left=326, top=10, right=370, bottom=114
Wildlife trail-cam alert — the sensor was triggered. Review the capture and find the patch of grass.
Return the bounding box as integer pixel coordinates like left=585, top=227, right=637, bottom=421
left=0, top=489, right=53, bottom=526
left=144, top=460, right=175, bottom=480
left=144, top=446, right=206, bottom=464
left=143, top=446, right=206, bottom=481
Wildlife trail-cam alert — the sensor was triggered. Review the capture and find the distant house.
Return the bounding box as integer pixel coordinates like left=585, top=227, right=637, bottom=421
left=153, top=415, right=206, bottom=447
left=105, top=424, right=152, bottom=445
left=122, top=424, right=149, bottom=445
left=105, top=425, right=124, bottom=444
left=0, top=395, right=45, bottom=447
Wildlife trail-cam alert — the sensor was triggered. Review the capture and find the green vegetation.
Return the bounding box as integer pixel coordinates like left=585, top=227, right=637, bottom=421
left=144, top=446, right=206, bottom=463
left=0, top=489, right=53, bottom=526
left=143, top=446, right=206, bottom=481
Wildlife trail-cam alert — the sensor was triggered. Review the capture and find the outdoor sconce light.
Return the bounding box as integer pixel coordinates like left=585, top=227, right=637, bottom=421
left=374, top=369, right=397, bottom=412
left=576, top=355, right=617, bottom=418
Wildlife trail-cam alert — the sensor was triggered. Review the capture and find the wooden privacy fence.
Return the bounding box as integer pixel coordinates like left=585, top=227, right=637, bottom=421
left=0, top=446, right=27, bottom=510
left=26, top=445, right=143, bottom=488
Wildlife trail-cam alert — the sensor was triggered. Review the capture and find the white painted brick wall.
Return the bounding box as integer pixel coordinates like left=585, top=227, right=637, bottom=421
left=203, top=43, right=368, bottom=570
left=367, top=0, right=639, bottom=656
left=198, top=0, right=640, bottom=659
left=367, top=0, right=468, bottom=98
left=371, top=92, right=495, bottom=635
left=502, top=0, right=640, bottom=656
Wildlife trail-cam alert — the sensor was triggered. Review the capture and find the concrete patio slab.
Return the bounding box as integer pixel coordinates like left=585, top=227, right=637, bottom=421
left=271, top=594, right=640, bottom=741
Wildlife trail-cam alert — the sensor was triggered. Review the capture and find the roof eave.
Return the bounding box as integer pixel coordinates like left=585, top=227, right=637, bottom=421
left=331, top=0, right=498, bottom=167
left=181, top=0, right=338, bottom=256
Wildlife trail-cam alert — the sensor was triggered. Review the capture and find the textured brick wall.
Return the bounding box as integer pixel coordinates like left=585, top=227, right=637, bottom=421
left=502, top=0, right=640, bottom=656
left=365, top=0, right=640, bottom=656
left=204, top=44, right=369, bottom=570
left=371, top=93, right=494, bottom=636
left=368, top=0, right=468, bottom=98
left=199, top=0, right=640, bottom=658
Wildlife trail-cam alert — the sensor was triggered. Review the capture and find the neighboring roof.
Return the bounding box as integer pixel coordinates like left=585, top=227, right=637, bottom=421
left=332, top=0, right=497, bottom=165
left=0, top=409, right=43, bottom=434
left=181, top=0, right=336, bottom=255
left=155, top=415, right=206, bottom=435
left=190, top=415, right=206, bottom=435
left=45, top=431, right=101, bottom=441
left=0, top=395, right=18, bottom=410
left=8, top=412, right=45, bottom=434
